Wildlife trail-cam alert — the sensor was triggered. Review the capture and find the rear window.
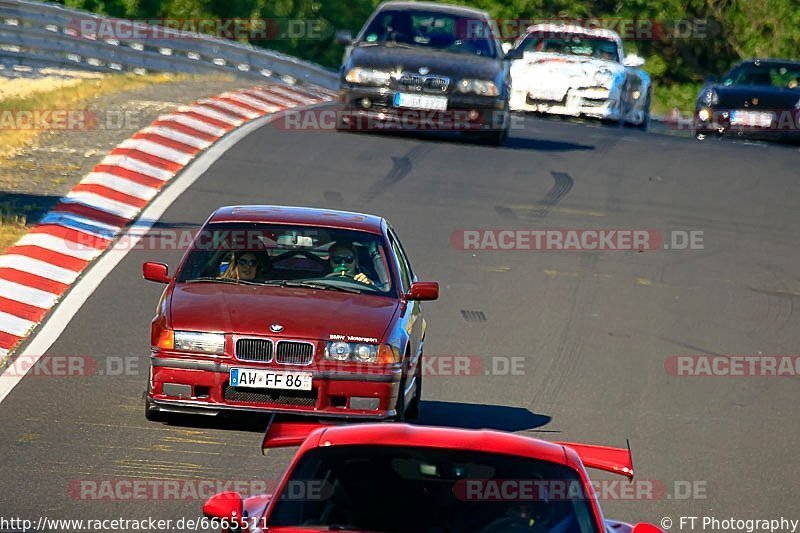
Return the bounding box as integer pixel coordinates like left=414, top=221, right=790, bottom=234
left=267, top=445, right=599, bottom=532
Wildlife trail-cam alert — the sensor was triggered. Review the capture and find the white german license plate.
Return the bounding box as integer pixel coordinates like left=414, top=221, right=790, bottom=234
left=229, top=368, right=312, bottom=391
left=731, top=110, right=774, bottom=127
left=529, top=87, right=566, bottom=102
left=394, top=92, right=448, bottom=111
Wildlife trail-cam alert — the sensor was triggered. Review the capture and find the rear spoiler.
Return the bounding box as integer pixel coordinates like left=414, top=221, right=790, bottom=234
left=261, top=415, right=331, bottom=453
left=260, top=418, right=635, bottom=480
left=555, top=440, right=634, bottom=479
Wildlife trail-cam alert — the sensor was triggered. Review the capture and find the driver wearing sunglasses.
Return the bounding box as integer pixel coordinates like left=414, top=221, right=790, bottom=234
left=328, top=243, right=374, bottom=285
left=220, top=252, right=263, bottom=281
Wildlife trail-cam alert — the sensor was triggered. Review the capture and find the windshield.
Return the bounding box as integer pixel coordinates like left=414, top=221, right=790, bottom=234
left=516, top=33, right=620, bottom=63
left=723, top=63, right=800, bottom=89
left=175, top=223, right=394, bottom=296
left=359, top=9, right=497, bottom=57
left=267, top=445, right=599, bottom=533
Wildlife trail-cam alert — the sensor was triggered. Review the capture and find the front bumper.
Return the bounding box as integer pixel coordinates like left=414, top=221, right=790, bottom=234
left=339, top=84, right=509, bottom=132
left=510, top=86, right=620, bottom=120
left=147, top=355, right=402, bottom=420
left=694, top=107, right=800, bottom=141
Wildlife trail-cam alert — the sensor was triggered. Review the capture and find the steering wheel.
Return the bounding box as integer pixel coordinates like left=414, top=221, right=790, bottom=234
left=325, top=267, right=356, bottom=280
left=271, top=250, right=327, bottom=267
left=479, top=504, right=555, bottom=533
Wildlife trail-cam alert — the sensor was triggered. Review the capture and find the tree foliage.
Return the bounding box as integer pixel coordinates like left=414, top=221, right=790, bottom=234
left=60, top=0, right=800, bottom=83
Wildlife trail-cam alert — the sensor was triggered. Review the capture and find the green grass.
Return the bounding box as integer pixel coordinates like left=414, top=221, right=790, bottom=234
left=0, top=210, right=28, bottom=252
left=652, top=82, right=702, bottom=116
left=0, top=72, right=196, bottom=252
left=0, top=72, right=181, bottom=159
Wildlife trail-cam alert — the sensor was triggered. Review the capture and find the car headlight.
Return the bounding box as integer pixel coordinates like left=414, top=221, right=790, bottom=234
left=326, top=341, right=352, bottom=361
left=174, top=331, right=225, bottom=355
left=324, top=342, right=399, bottom=364
left=457, top=79, right=499, bottom=96
left=345, top=68, right=391, bottom=86
left=593, top=69, right=614, bottom=87
left=700, top=88, right=719, bottom=106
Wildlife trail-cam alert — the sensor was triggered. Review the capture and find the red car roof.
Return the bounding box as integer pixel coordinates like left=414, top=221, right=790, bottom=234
left=307, top=423, right=569, bottom=466
left=207, top=205, right=386, bottom=235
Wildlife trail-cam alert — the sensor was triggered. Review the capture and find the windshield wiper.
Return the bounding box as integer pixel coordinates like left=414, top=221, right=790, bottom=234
left=359, top=40, right=415, bottom=49
left=274, top=280, right=363, bottom=294
left=184, top=277, right=258, bottom=286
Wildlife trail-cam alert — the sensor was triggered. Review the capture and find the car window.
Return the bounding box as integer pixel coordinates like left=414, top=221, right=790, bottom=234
left=724, top=64, right=800, bottom=89
left=517, top=33, right=620, bottom=62
left=389, top=228, right=415, bottom=281
left=174, top=222, right=394, bottom=296
left=267, top=445, right=599, bottom=533
left=361, top=9, right=497, bottom=58
left=388, top=232, right=411, bottom=292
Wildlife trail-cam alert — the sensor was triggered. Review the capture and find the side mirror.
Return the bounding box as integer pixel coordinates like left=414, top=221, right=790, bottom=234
left=406, top=281, right=439, bottom=301
left=501, top=42, right=513, bottom=54
left=504, top=47, right=524, bottom=61
left=143, top=262, right=170, bottom=284
left=623, top=54, right=645, bottom=67
left=632, top=523, right=663, bottom=533
left=203, top=492, right=244, bottom=526
left=335, top=29, right=353, bottom=45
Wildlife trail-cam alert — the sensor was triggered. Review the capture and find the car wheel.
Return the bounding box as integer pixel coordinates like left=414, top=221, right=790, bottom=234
left=615, top=98, right=626, bottom=126
left=404, top=359, right=422, bottom=420
left=638, top=91, right=651, bottom=130
left=144, top=397, right=165, bottom=422
left=602, top=98, right=625, bottom=126
left=486, top=127, right=508, bottom=146
left=468, top=127, right=508, bottom=146
left=393, top=373, right=407, bottom=422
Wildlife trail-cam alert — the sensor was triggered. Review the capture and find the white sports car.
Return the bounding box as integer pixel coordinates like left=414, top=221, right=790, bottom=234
left=508, top=24, right=651, bottom=127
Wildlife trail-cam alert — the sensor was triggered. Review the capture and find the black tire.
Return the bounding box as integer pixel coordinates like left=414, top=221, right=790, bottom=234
left=405, top=359, right=422, bottom=420
left=468, top=127, right=508, bottom=146
left=144, top=397, right=165, bottom=422
left=393, top=373, right=407, bottom=422
left=638, top=91, right=651, bottom=130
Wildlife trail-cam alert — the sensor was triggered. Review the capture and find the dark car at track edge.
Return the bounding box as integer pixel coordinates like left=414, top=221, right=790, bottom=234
left=694, top=58, right=800, bottom=143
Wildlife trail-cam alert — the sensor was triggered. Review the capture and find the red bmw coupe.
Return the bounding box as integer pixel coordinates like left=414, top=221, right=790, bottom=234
left=143, top=205, right=438, bottom=422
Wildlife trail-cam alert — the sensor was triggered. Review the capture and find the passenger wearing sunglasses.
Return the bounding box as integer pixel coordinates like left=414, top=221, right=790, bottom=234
left=220, top=252, right=262, bottom=281
left=328, top=243, right=374, bottom=285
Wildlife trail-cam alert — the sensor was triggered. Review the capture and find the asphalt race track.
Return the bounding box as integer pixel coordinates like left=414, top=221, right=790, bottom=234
left=1, top=106, right=798, bottom=526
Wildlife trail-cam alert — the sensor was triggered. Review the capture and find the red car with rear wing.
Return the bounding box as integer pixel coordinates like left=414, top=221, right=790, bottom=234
left=143, top=205, right=438, bottom=422
left=202, top=419, right=663, bottom=533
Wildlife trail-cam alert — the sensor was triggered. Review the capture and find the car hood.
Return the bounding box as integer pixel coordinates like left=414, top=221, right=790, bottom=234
left=168, top=283, right=399, bottom=342
left=710, top=85, right=800, bottom=109
left=347, top=45, right=502, bottom=81
left=511, top=52, right=624, bottom=86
